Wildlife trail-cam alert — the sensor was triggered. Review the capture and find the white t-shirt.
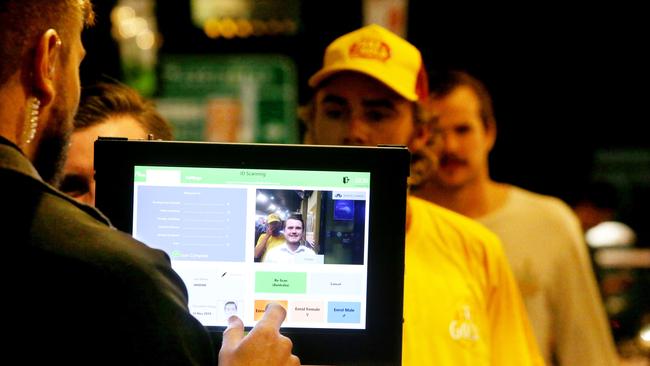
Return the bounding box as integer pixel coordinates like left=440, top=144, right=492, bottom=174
left=263, top=243, right=317, bottom=263
left=478, top=185, right=617, bottom=366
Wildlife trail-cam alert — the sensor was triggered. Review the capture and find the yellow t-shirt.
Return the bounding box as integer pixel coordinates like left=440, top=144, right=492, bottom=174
left=403, top=197, right=544, bottom=366
left=256, top=233, right=285, bottom=261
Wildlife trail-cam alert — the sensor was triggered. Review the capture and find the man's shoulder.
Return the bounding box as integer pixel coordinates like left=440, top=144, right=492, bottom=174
left=298, top=244, right=317, bottom=255
left=510, top=185, right=571, bottom=210
left=409, top=196, right=500, bottom=243
left=3, top=167, right=171, bottom=277
left=265, top=242, right=288, bottom=254
left=262, top=242, right=290, bottom=262
left=271, top=234, right=286, bottom=243
left=508, top=185, right=581, bottom=228
left=407, top=197, right=509, bottom=278
left=258, top=233, right=286, bottom=244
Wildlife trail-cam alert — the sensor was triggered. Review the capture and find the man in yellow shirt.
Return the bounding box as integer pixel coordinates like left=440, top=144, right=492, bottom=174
left=301, top=24, right=544, bottom=365
left=255, top=213, right=285, bottom=261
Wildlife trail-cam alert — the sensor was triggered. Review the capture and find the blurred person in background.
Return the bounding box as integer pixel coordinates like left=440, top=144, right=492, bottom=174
left=61, top=81, right=173, bottom=205
left=572, top=180, right=620, bottom=233
left=412, top=69, right=618, bottom=366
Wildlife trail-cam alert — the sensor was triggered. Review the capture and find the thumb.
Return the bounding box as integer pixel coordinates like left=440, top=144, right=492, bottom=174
left=220, top=315, right=244, bottom=353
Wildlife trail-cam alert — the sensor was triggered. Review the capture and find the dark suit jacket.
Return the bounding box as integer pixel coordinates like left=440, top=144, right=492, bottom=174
left=1, top=137, right=215, bottom=365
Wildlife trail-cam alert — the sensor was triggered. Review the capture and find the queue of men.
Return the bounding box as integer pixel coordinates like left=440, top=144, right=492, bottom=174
left=1, top=1, right=618, bottom=365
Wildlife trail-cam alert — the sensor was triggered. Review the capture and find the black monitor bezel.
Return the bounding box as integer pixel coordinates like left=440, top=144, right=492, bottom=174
left=94, top=139, right=409, bottom=365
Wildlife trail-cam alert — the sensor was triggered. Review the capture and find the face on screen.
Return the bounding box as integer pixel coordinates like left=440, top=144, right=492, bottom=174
left=224, top=301, right=238, bottom=318
left=284, top=219, right=303, bottom=245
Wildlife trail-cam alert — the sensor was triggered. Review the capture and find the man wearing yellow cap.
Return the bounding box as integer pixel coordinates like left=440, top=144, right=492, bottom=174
left=254, top=213, right=285, bottom=261
left=302, top=24, right=544, bottom=366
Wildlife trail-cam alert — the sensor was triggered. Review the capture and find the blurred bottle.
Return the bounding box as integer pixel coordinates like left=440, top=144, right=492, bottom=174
left=111, top=0, right=159, bottom=96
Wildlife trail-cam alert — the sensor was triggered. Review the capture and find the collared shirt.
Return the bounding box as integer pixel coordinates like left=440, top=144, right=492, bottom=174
left=264, top=243, right=317, bottom=263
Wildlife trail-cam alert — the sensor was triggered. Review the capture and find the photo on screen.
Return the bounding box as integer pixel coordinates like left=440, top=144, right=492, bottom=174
left=254, top=189, right=367, bottom=265
left=254, top=189, right=320, bottom=264
left=222, top=300, right=240, bottom=319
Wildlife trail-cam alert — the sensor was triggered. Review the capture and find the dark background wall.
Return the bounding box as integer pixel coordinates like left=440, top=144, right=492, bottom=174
left=405, top=3, right=649, bottom=244
left=80, top=1, right=649, bottom=242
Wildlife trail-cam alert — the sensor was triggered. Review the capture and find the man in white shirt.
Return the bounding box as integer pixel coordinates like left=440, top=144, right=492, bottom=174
left=413, top=70, right=618, bottom=366
left=264, top=216, right=316, bottom=263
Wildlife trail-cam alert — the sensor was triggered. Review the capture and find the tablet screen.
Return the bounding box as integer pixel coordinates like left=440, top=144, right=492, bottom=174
left=94, top=140, right=409, bottom=364
left=132, top=165, right=371, bottom=329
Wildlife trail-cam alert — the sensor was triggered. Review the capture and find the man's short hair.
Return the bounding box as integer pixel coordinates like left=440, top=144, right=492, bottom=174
left=0, top=0, right=95, bottom=86
left=75, top=82, right=173, bottom=140
left=429, top=70, right=496, bottom=127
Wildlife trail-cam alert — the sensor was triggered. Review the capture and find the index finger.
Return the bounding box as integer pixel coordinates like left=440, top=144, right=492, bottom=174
left=257, top=302, right=287, bottom=329
left=220, top=315, right=245, bottom=352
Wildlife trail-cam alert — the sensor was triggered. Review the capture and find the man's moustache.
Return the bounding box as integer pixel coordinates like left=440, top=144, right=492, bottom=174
left=439, top=155, right=466, bottom=166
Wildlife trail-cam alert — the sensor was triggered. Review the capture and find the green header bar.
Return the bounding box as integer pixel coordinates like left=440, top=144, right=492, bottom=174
left=134, top=166, right=370, bottom=188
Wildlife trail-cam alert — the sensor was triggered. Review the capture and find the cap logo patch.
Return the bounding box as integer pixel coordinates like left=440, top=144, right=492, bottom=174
left=349, top=38, right=391, bottom=61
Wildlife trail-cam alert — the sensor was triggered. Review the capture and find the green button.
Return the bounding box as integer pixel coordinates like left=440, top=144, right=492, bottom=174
left=255, top=272, right=307, bottom=294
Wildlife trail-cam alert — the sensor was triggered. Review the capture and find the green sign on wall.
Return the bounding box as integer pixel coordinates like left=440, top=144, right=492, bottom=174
left=155, top=54, right=299, bottom=143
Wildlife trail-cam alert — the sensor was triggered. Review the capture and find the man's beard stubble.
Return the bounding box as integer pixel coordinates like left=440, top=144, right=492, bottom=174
left=32, top=100, right=73, bottom=187
left=407, top=130, right=438, bottom=190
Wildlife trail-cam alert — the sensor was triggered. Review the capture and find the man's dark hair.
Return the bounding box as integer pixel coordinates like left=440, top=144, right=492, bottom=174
left=284, top=215, right=304, bottom=228
left=0, top=0, right=95, bottom=86
left=429, top=70, right=496, bottom=127
left=75, top=82, right=173, bottom=140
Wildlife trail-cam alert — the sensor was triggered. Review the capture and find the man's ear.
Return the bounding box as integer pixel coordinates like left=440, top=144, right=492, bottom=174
left=302, top=125, right=315, bottom=144
left=32, top=29, right=62, bottom=106
left=297, top=103, right=315, bottom=144
left=485, top=119, right=497, bottom=152
left=409, top=120, right=432, bottom=152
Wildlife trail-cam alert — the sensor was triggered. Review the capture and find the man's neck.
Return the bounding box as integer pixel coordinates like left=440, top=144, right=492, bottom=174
left=0, top=87, right=21, bottom=144
left=414, top=177, right=508, bottom=219
left=0, top=82, right=35, bottom=160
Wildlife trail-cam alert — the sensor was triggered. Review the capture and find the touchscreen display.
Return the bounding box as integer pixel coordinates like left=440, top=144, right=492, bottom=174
left=132, top=165, right=371, bottom=330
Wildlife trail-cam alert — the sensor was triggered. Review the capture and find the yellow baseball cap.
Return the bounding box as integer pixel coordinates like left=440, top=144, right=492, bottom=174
left=267, top=213, right=281, bottom=224
left=308, top=24, right=428, bottom=102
